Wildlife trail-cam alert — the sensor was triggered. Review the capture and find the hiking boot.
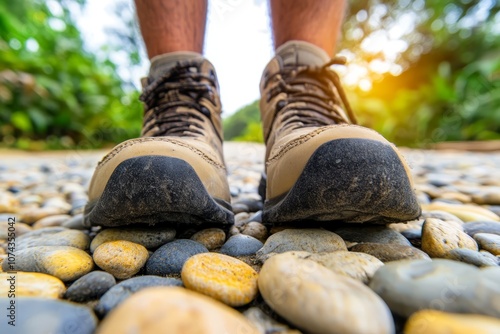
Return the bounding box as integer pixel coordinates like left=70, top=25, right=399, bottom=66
left=84, top=52, right=233, bottom=228
left=260, top=41, right=421, bottom=225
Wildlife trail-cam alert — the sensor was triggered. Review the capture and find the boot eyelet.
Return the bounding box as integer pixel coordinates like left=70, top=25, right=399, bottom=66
left=276, top=100, right=287, bottom=111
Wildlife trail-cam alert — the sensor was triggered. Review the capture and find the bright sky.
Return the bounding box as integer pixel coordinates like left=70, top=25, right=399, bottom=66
left=77, top=0, right=273, bottom=116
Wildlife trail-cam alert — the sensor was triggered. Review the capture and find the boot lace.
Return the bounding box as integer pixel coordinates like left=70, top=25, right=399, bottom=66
left=268, top=56, right=357, bottom=131
left=140, top=61, right=219, bottom=138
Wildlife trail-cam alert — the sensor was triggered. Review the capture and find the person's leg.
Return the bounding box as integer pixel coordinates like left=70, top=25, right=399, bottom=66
left=270, top=0, right=346, bottom=56
left=135, top=0, right=207, bottom=58
left=260, top=1, right=420, bottom=225
left=85, top=0, right=233, bottom=228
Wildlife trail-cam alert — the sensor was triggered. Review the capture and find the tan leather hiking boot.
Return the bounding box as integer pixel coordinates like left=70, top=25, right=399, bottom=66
left=84, top=53, right=233, bottom=227
left=260, top=41, right=421, bottom=225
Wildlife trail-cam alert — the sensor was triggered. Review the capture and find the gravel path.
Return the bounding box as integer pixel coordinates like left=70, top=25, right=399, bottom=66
left=1, top=142, right=500, bottom=334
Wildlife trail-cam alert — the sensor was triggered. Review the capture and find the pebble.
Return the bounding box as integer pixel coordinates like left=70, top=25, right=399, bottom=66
left=446, top=248, right=498, bottom=267
left=0, top=221, right=32, bottom=239
left=243, top=307, right=301, bottom=334
left=421, top=210, right=464, bottom=224
left=369, top=259, right=500, bottom=318
left=286, top=251, right=384, bottom=284
left=474, top=233, right=500, bottom=255
left=472, top=192, right=500, bottom=205
left=182, top=253, right=259, bottom=307
left=241, top=221, right=268, bottom=242
left=0, top=272, right=66, bottom=298
left=235, top=212, right=251, bottom=226
left=146, top=239, right=208, bottom=276
left=2, top=246, right=93, bottom=282
left=64, top=271, right=116, bottom=302
left=97, top=287, right=259, bottom=334
left=90, top=226, right=176, bottom=252
left=256, top=229, right=346, bottom=262
left=0, top=298, right=97, bottom=334
left=95, top=275, right=183, bottom=316
left=405, top=310, right=500, bottom=334
left=0, top=192, right=19, bottom=213
left=16, top=228, right=90, bottom=250
left=62, top=213, right=86, bottom=230
left=190, top=228, right=226, bottom=250
left=32, top=214, right=71, bottom=229
left=421, top=218, right=477, bottom=258
left=350, top=243, right=431, bottom=262
left=463, top=221, right=500, bottom=236
left=331, top=226, right=411, bottom=246
left=258, top=252, right=394, bottom=334
left=422, top=202, right=500, bottom=222
left=93, top=241, right=149, bottom=279
left=220, top=234, right=263, bottom=256
left=20, top=206, right=67, bottom=224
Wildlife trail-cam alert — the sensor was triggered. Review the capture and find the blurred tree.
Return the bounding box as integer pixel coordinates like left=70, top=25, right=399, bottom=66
left=0, top=0, right=142, bottom=149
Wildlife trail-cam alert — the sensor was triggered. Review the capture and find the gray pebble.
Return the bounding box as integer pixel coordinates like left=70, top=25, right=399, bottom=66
left=446, top=248, right=498, bottom=267
left=331, top=226, right=411, bottom=246
left=220, top=234, right=263, bottom=256
left=95, top=275, right=182, bottom=316
left=0, top=298, right=97, bottom=334
left=464, top=221, right=500, bottom=236
left=65, top=271, right=116, bottom=302
left=145, top=239, right=208, bottom=275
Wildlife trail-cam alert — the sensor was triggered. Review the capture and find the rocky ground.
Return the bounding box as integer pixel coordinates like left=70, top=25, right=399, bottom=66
left=0, top=142, right=500, bottom=334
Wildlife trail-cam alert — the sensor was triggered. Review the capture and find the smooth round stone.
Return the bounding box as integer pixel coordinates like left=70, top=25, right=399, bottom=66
left=97, top=287, right=259, bottom=334
left=447, top=248, right=498, bottom=267
left=190, top=228, right=226, bottom=250
left=0, top=272, right=66, bottom=298
left=350, top=243, right=431, bottom=262
left=369, top=259, right=500, bottom=318
left=243, top=307, right=300, bottom=334
left=235, top=212, right=251, bottom=226
left=474, top=233, right=500, bottom=255
left=93, top=241, right=149, bottom=279
left=16, top=228, right=90, bottom=250
left=256, top=229, right=346, bottom=262
left=220, top=234, right=263, bottom=256
left=20, top=206, right=67, bottom=224
left=400, top=229, right=422, bottom=240
left=464, top=221, right=500, bottom=236
left=422, top=203, right=500, bottom=222
left=405, top=310, right=500, bottom=334
left=421, top=218, right=477, bottom=258
left=95, top=275, right=182, bottom=316
left=145, top=239, right=208, bottom=276
left=331, top=226, right=411, bottom=246
left=62, top=213, right=86, bottom=230
left=182, top=253, right=258, bottom=307
left=65, top=271, right=116, bottom=302
left=422, top=210, right=464, bottom=224
left=0, top=298, right=97, bottom=334
left=438, top=192, right=472, bottom=203
left=232, top=203, right=249, bottom=214
left=286, top=251, right=384, bottom=284
left=472, top=192, right=500, bottom=205
left=259, top=252, right=394, bottom=334
left=241, top=221, right=268, bottom=242
left=0, top=192, right=19, bottom=213
left=90, top=227, right=176, bottom=252
left=0, top=221, right=32, bottom=239
left=2, top=246, right=93, bottom=282
left=32, top=214, right=71, bottom=229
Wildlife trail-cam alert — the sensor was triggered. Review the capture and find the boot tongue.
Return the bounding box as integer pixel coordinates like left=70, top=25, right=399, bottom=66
left=275, top=40, right=330, bottom=67
left=149, top=51, right=204, bottom=81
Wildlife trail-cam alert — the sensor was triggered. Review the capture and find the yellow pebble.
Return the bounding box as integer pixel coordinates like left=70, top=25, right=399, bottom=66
left=0, top=272, right=66, bottom=298
left=93, top=240, right=149, bottom=279
left=181, top=253, right=258, bottom=307
left=41, top=246, right=94, bottom=282
left=405, top=310, right=500, bottom=334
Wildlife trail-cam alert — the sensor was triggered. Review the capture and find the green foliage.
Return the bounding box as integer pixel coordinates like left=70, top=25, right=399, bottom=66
left=223, top=100, right=263, bottom=142
left=0, top=0, right=142, bottom=149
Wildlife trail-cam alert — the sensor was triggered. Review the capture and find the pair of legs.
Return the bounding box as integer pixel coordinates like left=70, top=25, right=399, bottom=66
left=135, top=0, right=346, bottom=59
left=84, top=0, right=420, bottom=228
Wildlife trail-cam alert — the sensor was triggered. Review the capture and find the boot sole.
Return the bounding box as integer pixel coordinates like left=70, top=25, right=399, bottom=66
left=84, top=156, right=234, bottom=228
left=263, top=138, right=421, bottom=225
